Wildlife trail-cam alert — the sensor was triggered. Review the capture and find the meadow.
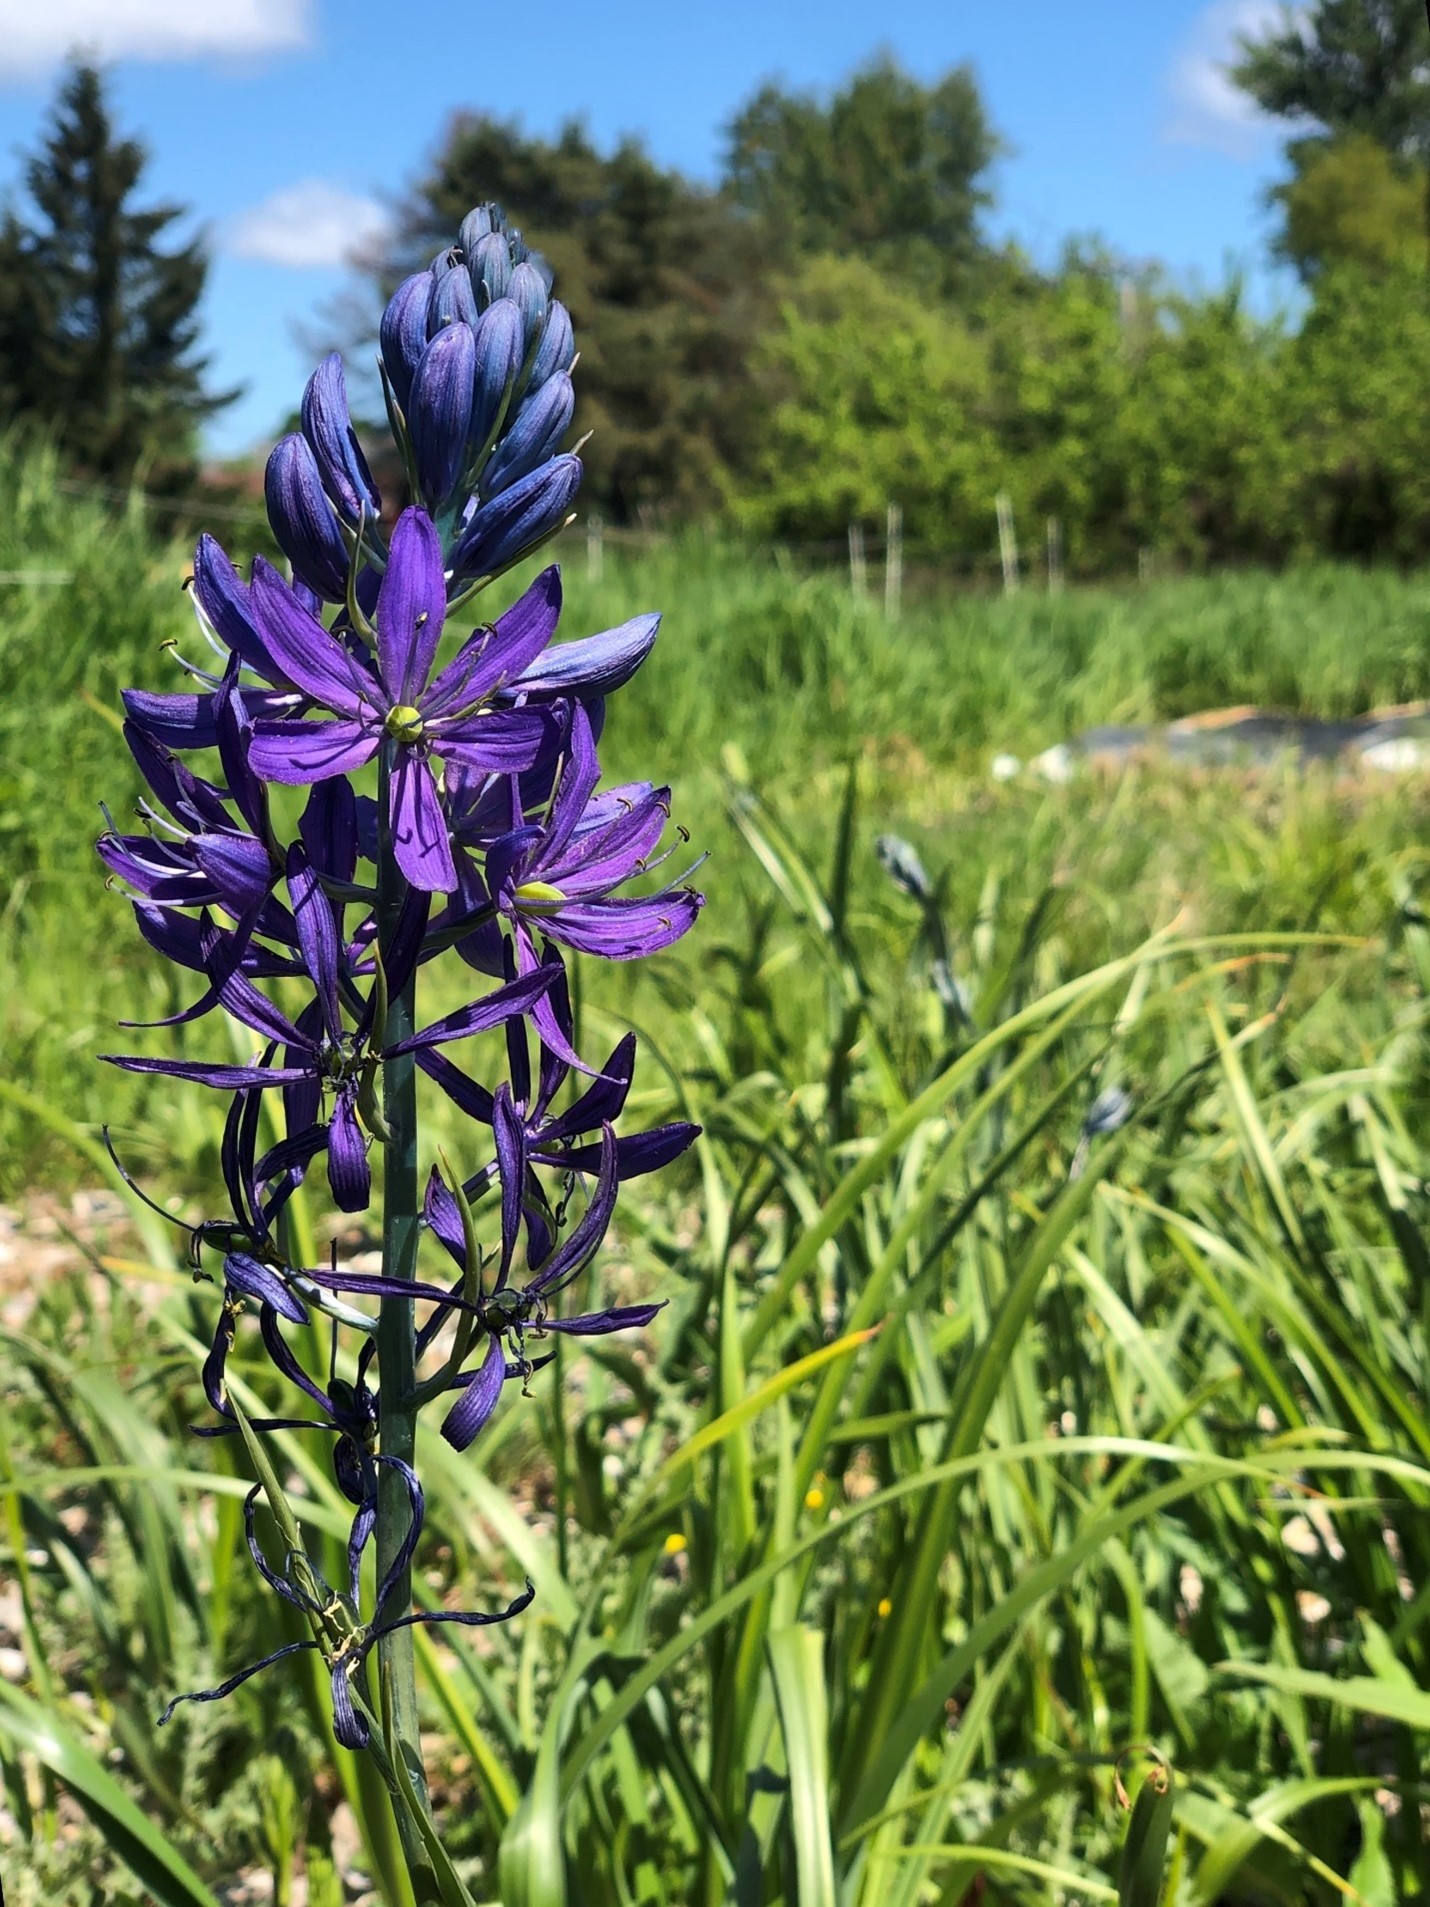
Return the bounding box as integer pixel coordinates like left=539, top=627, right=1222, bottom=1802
left=5, top=442, right=1430, bottom=1903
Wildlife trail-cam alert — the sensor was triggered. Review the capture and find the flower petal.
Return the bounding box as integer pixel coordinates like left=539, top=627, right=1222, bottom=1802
left=286, top=846, right=343, bottom=1042
left=542, top=1303, right=663, bottom=1336
left=376, top=508, right=447, bottom=704
left=424, top=565, right=563, bottom=716
left=302, top=353, right=380, bottom=525
left=432, top=707, right=559, bottom=776
left=192, top=535, right=277, bottom=678
left=248, top=718, right=377, bottom=786
left=224, top=1251, right=308, bottom=1325
left=388, top=965, right=554, bottom=1054
left=250, top=557, right=378, bottom=716
left=509, top=613, right=660, bottom=701
left=327, top=1083, right=370, bottom=1214
left=389, top=752, right=457, bottom=893
left=440, top=1332, right=506, bottom=1451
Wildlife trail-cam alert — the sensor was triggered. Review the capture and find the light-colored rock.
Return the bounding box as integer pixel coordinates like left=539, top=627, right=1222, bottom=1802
left=1030, top=743, right=1075, bottom=784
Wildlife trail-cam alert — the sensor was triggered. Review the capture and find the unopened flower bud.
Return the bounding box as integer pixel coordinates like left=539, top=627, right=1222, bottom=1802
left=528, top=299, right=575, bottom=391
left=380, top=272, right=434, bottom=411
left=482, top=373, right=574, bottom=498
left=301, top=352, right=379, bottom=526
left=408, top=323, right=476, bottom=509
left=264, top=433, right=350, bottom=602
left=470, top=230, right=513, bottom=307
left=430, top=264, right=479, bottom=331
left=469, top=298, right=524, bottom=457
left=508, top=261, right=549, bottom=348
left=459, top=203, right=500, bottom=258
left=449, top=454, right=582, bottom=582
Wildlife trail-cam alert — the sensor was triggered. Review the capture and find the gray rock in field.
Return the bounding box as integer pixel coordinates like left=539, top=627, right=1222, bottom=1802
left=1031, top=743, right=1075, bottom=783
left=1359, top=736, right=1430, bottom=773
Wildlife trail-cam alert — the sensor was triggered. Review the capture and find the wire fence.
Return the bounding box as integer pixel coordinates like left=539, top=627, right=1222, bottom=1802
left=35, top=471, right=1173, bottom=610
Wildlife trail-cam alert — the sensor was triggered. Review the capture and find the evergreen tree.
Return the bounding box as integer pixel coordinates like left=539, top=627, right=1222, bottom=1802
left=1231, top=0, right=1430, bottom=159
left=382, top=115, right=775, bottom=523
left=1231, top=0, right=1430, bottom=258
left=722, top=54, right=1002, bottom=288
left=0, top=61, right=233, bottom=484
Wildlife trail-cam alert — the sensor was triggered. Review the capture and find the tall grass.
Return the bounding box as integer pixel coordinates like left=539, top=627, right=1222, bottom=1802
left=5, top=445, right=1430, bottom=1902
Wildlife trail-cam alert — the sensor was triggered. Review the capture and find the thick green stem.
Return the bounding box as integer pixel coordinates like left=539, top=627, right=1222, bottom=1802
left=374, top=746, right=435, bottom=1887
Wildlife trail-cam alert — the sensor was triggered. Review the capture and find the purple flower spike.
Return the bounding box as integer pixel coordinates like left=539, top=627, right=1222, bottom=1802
left=381, top=272, right=435, bottom=411
left=302, top=353, right=380, bottom=527
left=100, top=200, right=705, bottom=1756
left=408, top=325, right=477, bottom=511
left=265, top=434, right=350, bottom=603
left=449, top=454, right=583, bottom=584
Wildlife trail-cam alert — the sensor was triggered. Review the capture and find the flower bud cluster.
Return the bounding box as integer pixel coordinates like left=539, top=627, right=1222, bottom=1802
left=102, top=204, right=703, bottom=1749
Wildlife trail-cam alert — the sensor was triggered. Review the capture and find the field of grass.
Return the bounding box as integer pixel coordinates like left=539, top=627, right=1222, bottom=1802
left=6, top=445, right=1430, bottom=1903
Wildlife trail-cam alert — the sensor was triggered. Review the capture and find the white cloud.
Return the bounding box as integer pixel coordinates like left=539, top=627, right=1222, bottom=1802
left=1165, top=0, right=1306, bottom=156
left=225, top=180, right=393, bottom=270
left=0, top=0, right=311, bottom=75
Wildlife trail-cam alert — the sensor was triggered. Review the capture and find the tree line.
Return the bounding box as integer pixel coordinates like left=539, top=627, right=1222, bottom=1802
left=3, top=3, right=1430, bottom=569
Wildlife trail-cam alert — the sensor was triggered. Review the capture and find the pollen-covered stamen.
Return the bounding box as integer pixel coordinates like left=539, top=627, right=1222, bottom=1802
left=385, top=703, right=425, bottom=745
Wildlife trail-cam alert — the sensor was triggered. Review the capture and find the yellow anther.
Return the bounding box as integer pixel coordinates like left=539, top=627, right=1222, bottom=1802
left=804, top=1487, right=825, bottom=1512
left=513, top=880, right=567, bottom=909
left=662, top=1532, right=687, bottom=1557
left=877, top=1597, right=893, bottom=1620
left=385, top=703, right=425, bottom=744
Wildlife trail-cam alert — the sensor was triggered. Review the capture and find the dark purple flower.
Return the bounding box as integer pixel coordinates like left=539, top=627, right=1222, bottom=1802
left=102, top=851, right=551, bottom=1211
left=417, top=952, right=698, bottom=1211
left=507, top=261, right=548, bottom=348
left=246, top=510, right=563, bottom=891
left=489, top=701, right=704, bottom=966
left=428, top=1124, right=661, bottom=1450
left=430, top=265, right=479, bottom=331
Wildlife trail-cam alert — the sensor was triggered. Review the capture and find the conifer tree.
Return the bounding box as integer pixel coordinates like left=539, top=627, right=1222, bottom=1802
left=1231, top=0, right=1430, bottom=159
left=0, top=61, right=233, bottom=484
left=1231, top=0, right=1430, bottom=261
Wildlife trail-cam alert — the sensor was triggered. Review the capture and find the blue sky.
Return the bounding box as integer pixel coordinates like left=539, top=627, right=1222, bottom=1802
left=0, top=0, right=1299, bottom=458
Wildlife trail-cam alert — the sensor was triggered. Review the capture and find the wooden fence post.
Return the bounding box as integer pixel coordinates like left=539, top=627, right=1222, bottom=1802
left=586, top=514, right=604, bottom=583
left=884, top=503, right=902, bottom=620
left=848, top=522, right=867, bottom=599
left=1046, top=516, right=1063, bottom=593
left=996, top=492, right=1019, bottom=595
